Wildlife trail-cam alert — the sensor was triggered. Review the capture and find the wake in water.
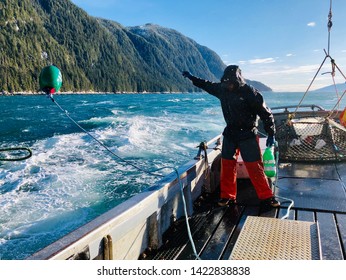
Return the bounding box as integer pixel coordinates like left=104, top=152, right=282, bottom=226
left=1, top=91, right=343, bottom=259
left=0, top=93, right=224, bottom=259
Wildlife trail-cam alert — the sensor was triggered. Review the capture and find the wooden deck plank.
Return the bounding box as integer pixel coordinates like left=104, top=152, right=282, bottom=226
left=335, top=213, right=346, bottom=258
left=259, top=207, right=277, bottom=218
left=297, top=210, right=315, bottom=222
left=149, top=212, right=208, bottom=260
left=316, top=212, right=343, bottom=260
left=199, top=204, right=245, bottom=260
left=176, top=206, right=229, bottom=260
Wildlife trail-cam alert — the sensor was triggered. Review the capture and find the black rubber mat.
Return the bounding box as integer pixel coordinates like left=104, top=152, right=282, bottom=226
left=278, top=162, right=339, bottom=179
left=276, top=177, right=346, bottom=212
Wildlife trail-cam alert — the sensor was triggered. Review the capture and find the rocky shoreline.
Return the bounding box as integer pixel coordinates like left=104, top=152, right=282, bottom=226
left=0, top=90, right=187, bottom=95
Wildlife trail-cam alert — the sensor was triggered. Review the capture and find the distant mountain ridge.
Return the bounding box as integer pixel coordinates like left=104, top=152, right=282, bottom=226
left=313, top=83, right=346, bottom=92
left=0, top=0, right=271, bottom=93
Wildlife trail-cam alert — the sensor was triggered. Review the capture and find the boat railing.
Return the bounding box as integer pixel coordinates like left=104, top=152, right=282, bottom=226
left=27, top=135, right=222, bottom=260
left=271, top=104, right=326, bottom=113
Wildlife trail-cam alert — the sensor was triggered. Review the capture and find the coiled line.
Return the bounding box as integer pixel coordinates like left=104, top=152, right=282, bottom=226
left=0, top=147, right=32, bottom=161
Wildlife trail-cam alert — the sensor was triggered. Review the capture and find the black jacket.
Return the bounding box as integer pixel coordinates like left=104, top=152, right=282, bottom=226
left=190, top=76, right=275, bottom=139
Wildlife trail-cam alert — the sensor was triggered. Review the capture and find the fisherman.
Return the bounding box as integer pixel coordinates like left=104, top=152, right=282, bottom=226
left=182, top=65, right=280, bottom=207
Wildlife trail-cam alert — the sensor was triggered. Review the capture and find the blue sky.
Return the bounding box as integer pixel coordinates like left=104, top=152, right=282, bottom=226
left=70, top=0, right=346, bottom=92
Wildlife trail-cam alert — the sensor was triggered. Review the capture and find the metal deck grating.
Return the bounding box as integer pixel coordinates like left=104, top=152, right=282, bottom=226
left=229, top=216, right=320, bottom=260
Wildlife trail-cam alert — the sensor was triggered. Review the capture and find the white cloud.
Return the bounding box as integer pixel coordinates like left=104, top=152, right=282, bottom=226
left=249, top=58, right=276, bottom=64
left=242, top=64, right=320, bottom=90
left=286, top=53, right=294, bottom=57
left=254, top=64, right=320, bottom=76
left=278, top=64, right=320, bottom=74
left=307, top=22, right=316, bottom=27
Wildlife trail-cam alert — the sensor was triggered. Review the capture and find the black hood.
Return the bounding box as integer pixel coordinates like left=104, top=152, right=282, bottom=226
left=220, top=65, right=246, bottom=87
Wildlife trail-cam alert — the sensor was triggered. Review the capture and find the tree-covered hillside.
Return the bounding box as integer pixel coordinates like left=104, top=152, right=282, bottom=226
left=0, top=0, right=272, bottom=93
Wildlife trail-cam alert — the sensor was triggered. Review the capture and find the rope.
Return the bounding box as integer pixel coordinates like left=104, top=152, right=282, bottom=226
left=0, top=147, right=32, bottom=161
left=325, top=58, right=346, bottom=118
left=48, top=94, right=164, bottom=178
left=329, top=90, right=346, bottom=117
left=293, top=55, right=328, bottom=116
left=271, top=141, right=294, bottom=220
left=175, top=167, right=201, bottom=260
left=46, top=93, right=202, bottom=260
left=327, top=0, right=333, bottom=55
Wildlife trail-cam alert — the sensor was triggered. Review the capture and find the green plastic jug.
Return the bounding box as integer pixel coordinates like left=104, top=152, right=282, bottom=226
left=263, top=147, right=276, bottom=178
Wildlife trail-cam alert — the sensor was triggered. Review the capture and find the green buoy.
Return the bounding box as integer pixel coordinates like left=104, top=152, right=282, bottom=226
left=39, top=65, right=62, bottom=93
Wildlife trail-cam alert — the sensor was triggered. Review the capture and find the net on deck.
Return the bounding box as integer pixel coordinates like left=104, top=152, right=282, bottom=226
left=276, top=117, right=346, bottom=162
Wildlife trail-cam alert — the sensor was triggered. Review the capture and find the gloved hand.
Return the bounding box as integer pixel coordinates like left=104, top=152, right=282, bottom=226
left=266, top=135, right=275, bottom=147
left=182, top=71, right=192, bottom=79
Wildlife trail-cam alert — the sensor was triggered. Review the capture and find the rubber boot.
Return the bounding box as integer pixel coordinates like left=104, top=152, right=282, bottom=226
left=244, top=160, right=273, bottom=200
left=220, top=158, right=237, bottom=200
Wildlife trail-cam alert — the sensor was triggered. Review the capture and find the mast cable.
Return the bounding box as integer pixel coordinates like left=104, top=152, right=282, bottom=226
left=327, top=0, right=333, bottom=55
left=293, top=0, right=346, bottom=117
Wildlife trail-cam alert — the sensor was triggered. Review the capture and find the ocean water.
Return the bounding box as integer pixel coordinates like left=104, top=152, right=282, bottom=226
left=0, top=91, right=344, bottom=259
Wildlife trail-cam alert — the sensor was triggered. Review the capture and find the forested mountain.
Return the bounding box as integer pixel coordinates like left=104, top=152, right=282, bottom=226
left=0, top=0, right=272, bottom=93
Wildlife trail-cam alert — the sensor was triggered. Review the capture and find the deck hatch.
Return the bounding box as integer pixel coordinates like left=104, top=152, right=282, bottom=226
left=229, top=216, right=320, bottom=260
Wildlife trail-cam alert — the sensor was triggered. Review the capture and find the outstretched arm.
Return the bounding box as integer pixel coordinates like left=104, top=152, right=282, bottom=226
left=182, top=71, right=221, bottom=97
